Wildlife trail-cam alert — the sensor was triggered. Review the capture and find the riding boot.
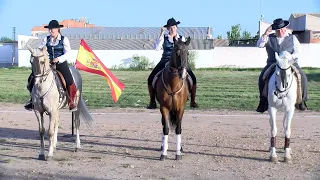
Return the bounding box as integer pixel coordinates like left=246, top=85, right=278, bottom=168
left=67, top=83, right=79, bottom=111
left=190, top=85, right=199, bottom=108
left=256, top=96, right=268, bottom=113
left=24, top=75, right=34, bottom=111
left=146, top=85, right=157, bottom=109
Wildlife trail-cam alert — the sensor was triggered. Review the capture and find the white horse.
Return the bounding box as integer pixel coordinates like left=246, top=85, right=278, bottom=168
left=268, top=51, right=297, bottom=163
left=28, top=47, right=93, bottom=161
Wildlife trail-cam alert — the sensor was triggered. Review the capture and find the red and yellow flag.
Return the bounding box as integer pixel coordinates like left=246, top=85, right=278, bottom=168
left=75, top=39, right=125, bottom=103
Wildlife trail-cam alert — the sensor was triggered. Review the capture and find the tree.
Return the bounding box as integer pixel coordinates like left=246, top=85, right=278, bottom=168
left=226, top=24, right=241, bottom=42
left=241, top=30, right=252, bottom=39
left=217, top=35, right=222, bottom=39
left=0, top=36, right=13, bottom=43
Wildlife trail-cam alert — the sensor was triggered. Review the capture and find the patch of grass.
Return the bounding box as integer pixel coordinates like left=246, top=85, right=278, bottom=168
left=18, top=156, right=32, bottom=160
left=0, top=68, right=319, bottom=111
left=89, top=156, right=102, bottom=160
left=0, top=159, right=11, bottom=163
left=54, top=157, right=70, bottom=161
left=0, top=147, right=12, bottom=151
left=0, top=139, right=7, bottom=143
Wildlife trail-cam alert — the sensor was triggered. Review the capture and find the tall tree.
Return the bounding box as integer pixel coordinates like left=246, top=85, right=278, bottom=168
left=227, top=24, right=241, bottom=41
left=217, top=35, right=222, bottom=39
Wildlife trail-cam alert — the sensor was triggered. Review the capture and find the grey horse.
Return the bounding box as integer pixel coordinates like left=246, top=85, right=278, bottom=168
left=28, top=47, right=93, bottom=161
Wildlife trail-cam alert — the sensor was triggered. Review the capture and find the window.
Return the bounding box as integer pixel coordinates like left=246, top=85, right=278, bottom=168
left=21, top=41, right=25, bottom=48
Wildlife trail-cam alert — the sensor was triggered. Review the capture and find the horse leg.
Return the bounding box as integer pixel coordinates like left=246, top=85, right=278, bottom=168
left=160, top=107, right=169, bottom=161
left=175, top=109, right=184, bottom=160
left=53, top=111, right=60, bottom=150
left=268, top=107, right=278, bottom=163
left=284, top=108, right=294, bottom=163
left=74, top=112, right=81, bottom=152
left=35, top=111, right=46, bottom=160
left=47, top=110, right=58, bottom=161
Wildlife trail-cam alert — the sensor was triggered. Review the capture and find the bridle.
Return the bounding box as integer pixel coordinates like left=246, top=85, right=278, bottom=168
left=274, top=64, right=294, bottom=99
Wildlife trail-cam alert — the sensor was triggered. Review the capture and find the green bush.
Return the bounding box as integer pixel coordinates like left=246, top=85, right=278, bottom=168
left=188, top=50, right=198, bottom=69
left=129, top=55, right=155, bottom=70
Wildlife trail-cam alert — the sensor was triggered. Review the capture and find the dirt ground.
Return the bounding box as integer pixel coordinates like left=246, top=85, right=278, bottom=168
left=0, top=103, right=319, bottom=180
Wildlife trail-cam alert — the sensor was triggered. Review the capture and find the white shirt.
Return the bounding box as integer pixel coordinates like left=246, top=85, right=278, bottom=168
left=153, top=33, right=186, bottom=51
left=38, top=34, right=71, bottom=63
left=256, top=32, right=300, bottom=62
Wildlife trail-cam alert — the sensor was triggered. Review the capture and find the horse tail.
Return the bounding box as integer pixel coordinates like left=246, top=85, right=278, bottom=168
left=169, top=111, right=178, bottom=130
left=78, top=97, right=94, bottom=127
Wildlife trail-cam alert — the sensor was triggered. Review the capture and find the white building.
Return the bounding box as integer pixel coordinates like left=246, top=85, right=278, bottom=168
left=2, top=14, right=320, bottom=68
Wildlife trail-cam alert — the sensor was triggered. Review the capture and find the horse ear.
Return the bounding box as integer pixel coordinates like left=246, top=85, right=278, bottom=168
left=185, top=37, right=191, bottom=46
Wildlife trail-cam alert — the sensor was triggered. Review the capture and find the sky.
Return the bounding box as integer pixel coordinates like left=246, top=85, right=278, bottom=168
left=0, top=0, right=319, bottom=39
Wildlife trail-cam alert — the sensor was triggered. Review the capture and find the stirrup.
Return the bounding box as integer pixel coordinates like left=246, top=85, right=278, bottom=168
left=146, top=101, right=157, bottom=109
left=190, top=102, right=199, bottom=108
left=295, top=101, right=307, bottom=111
left=24, top=102, right=33, bottom=111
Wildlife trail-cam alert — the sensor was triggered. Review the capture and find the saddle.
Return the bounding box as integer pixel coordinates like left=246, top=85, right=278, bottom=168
left=152, top=62, right=193, bottom=92
left=262, top=63, right=303, bottom=104
left=54, top=71, right=67, bottom=90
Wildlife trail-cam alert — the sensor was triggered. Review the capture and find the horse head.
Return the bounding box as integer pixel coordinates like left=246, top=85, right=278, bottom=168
left=28, top=46, right=50, bottom=75
left=169, top=37, right=191, bottom=79
left=28, top=46, right=50, bottom=82
left=275, top=51, right=294, bottom=90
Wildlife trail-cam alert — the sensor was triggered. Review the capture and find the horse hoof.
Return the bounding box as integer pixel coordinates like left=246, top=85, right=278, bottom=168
left=180, top=147, right=183, bottom=152
left=74, top=148, right=80, bottom=152
left=270, top=156, right=278, bottom=163
left=160, top=146, right=163, bottom=152
left=284, top=157, right=292, bottom=163
left=38, top=155, right=46, bottom=161
left=160, top=155, right=167, bottom=161
left=176, top=155, right=182, bottom=160
left=46, top=156, right=53, bottom=161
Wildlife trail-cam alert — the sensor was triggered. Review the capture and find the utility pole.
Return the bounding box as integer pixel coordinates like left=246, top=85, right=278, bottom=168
left=12, top=27, right=16, bottom=65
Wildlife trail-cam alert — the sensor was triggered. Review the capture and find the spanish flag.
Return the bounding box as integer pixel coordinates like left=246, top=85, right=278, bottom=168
left=75, top=39, right=125, bottom=103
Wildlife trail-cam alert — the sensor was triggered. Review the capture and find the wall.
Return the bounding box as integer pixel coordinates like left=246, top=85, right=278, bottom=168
left=17, top=43, right=320, bottom=68
left=17, top=35, right=38, bottom=49
left=0, top=43, right=18, bottom=67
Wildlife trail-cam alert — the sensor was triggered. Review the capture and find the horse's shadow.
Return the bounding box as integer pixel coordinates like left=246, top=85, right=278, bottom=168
left=85, top=134, right=269, bottom=153
left=0, top=127, right=270, bottom=162
left=0, top=127, right=69, bottom=140
left=84, top=135, right=270, bottom=162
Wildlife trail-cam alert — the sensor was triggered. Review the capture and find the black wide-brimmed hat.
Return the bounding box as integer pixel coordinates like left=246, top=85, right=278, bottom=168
left=272, top=18, right=290, bottom=30
left=164, top=18, right=180, bottom=28
left=44, top=20, right=64, bottom=29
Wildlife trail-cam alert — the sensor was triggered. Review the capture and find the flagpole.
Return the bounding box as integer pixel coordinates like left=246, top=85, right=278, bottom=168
left=74, top=39, right=83, bottom=68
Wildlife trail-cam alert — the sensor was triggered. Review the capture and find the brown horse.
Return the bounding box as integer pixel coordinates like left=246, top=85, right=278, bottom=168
left=155, top=37, right=191, bottom=161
